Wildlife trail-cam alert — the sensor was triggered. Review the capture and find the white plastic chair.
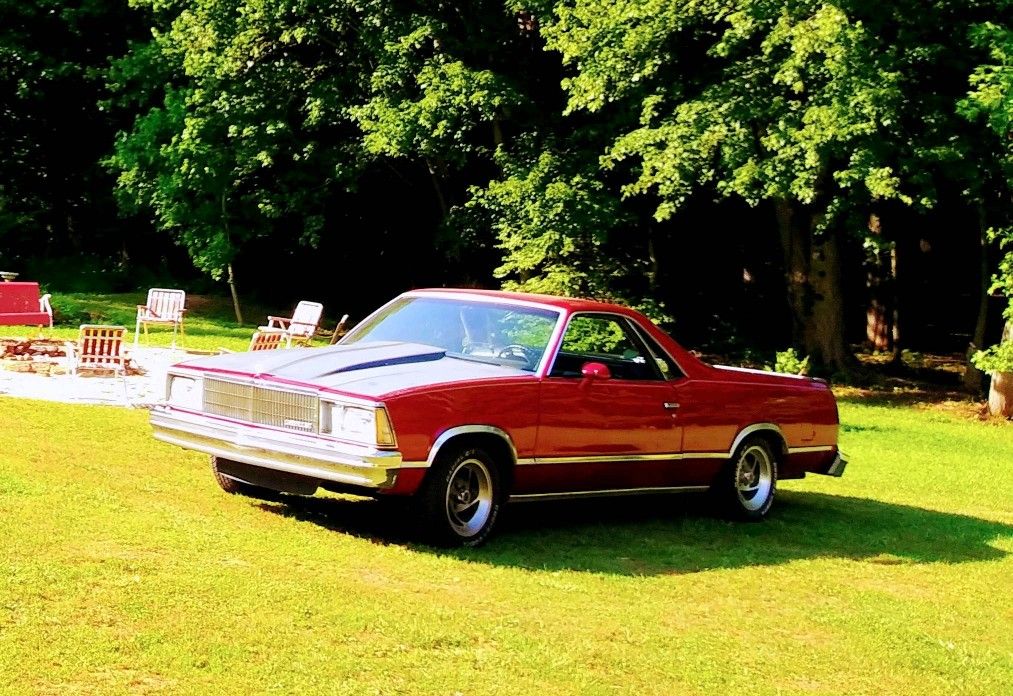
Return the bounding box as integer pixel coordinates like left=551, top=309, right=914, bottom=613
left=262, top=301, right=323, bottom=348
left=39, top=293, right=53, bottom=327
left=135, top=288, right=186, bottom=348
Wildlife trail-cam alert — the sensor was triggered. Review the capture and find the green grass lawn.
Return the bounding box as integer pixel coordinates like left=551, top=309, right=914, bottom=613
left=0, top=395, right=1010, bottom=694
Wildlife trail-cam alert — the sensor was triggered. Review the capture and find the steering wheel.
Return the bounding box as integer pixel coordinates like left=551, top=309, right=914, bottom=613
left=497, top=344, right=534, bottom=367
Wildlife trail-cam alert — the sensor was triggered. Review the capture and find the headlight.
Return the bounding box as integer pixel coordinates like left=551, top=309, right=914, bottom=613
left=167, top=375, right=203, bottom=409
left=321, top=402, right=396, bottom=447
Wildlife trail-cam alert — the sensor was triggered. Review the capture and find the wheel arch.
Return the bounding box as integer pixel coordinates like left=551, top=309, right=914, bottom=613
left=730, top=423, right=788, bottom=462
left=425, top=425, right=517, bottom=488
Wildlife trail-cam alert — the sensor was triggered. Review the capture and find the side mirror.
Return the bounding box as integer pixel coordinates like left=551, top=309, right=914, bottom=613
left=581, top=361, right=612, bottom=380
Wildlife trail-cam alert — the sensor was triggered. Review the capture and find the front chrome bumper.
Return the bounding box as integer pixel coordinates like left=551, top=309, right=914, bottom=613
left=150, top=406, right=405, bottom=489
left=824, top=450, right=848, bottom=477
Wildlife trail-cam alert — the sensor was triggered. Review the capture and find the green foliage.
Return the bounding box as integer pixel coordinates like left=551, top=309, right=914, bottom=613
left=971, top=339, right=1013, bottom=372
left=765, top=347, right=811, bottom=375
left=961, top=21, right=1013, bottom=321
left=351, top=10, right=523, bottom=165
left=900, top=349, right=927, bottom=370
left=498, top=312, right=556, bottom=351
left=4, top=0, right=1013, bottom=365
left=961, top=21, right=1013, bottom=138
left=542, top=1, right=986, bottom=224
left=107, top=0, right=370, bottom=279
left=559, top=314, right=627, bottom=354
left=462, top=143, right=627, bottom=299
left=993, top=226, right=1013, bottom=320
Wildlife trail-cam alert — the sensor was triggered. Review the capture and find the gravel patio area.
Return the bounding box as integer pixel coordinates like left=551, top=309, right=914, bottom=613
left=0, top=345, right=191, bottom=407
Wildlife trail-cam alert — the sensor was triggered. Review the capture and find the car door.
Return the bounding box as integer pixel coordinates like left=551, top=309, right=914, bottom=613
left=519, top=313, right=685, bottom=495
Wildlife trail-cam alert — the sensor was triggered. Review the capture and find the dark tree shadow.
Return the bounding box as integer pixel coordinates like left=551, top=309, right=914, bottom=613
left=254, top=490, right=1012, bottom=576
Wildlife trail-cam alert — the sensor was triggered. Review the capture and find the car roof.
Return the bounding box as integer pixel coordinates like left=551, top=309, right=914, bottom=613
left=407, top=288, right=634, bottom=315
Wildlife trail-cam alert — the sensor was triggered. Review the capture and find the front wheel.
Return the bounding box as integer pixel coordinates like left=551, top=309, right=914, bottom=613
left=417, top=447, right=503, bottom=547
left=211, top=456, right=280, bottom=501
left=714, top=437, right=778, bottom=520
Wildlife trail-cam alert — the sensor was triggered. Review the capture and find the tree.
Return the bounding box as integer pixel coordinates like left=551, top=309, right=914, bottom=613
left=460, top=142, right=626, bottom=297
left=961, top=18, right=1013, bottom=404
left=350, top=2, right=527, bottom=219
left=107, top=0, right=373, bottom=318
left=962, top=19, right=1013, bottom=316
left=537, top=0, right=1007, bottom=373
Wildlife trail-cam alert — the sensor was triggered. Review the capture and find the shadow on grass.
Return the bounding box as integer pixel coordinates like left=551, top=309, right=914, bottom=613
left=255, top=490, right=1012, bottom=576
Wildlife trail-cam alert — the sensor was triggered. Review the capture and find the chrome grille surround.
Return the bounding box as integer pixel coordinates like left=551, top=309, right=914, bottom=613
left=203, top=377, right=319, bottom=434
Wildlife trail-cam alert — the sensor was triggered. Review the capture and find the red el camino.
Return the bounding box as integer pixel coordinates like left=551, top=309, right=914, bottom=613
left=151, top=289, right=846, bottom=546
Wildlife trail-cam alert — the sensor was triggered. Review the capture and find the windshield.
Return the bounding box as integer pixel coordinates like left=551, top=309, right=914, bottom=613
left=341, top=296, right=560, bottom=372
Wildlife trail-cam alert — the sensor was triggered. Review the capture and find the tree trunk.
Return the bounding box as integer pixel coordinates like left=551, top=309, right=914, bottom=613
left=221, top=192, right=243, bottom=326
left=890, top=242, right=900, bottom=361
left=806, top=226, right=852, bottom=371
left=775, top=199, right=810, bottom=347
left=865, top=213, right=891, bottom=352
left=987, top=370, right=1013, bottom=417
left=986, top=322, right=1013, bottom=417
left=775, top=199, right=853, bottom=374
left=425, top=159, right=448, bottom=219
left=227, top=263, right=243, bottom=326
left=492, top=116, right=504, bottom=147
left=864, top=213, right=900, bottom=358
left=962, top=207, right=991, bottom=394
left=646, top=224, right=659, bottom=293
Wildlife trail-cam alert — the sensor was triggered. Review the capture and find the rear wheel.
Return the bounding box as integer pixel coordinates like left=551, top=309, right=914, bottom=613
left=715, top=437, right=778, bottom=520
left=211, top=456, right=280, bottom=501
left=417, top=446, right=502, bottom=547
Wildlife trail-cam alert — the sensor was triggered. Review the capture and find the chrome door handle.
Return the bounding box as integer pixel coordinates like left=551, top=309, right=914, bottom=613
left=663, top=402, right=680, bottom=410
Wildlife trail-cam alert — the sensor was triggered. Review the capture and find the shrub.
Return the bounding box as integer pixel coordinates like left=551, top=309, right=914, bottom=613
left=766, top=348, right=811, bottom=375
left=971, top=341, right=1013, bottom=374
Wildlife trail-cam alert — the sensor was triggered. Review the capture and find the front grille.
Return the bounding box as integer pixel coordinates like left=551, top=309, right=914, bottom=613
left=203, top=377, right=319, bottom=433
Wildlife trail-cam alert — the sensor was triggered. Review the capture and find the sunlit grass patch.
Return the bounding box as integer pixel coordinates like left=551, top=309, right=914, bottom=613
left=0, top=397, right=1010, bottom=694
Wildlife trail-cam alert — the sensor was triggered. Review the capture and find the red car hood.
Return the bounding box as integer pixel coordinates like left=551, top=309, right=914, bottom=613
left=174, top=341, right=532, bottom=399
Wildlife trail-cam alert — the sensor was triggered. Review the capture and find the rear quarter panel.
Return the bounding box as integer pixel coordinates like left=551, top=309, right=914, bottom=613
left=678, top=371, right=840, bottom=479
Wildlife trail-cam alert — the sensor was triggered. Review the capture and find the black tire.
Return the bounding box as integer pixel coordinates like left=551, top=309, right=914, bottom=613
left=416, top=446, right=503, bottom=547
left=714, top=436, right=778, bottom=521
left=211, top=456, right=280, bottom=501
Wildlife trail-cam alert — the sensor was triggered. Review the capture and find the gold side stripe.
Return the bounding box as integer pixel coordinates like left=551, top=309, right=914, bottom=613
left=516, top=452, right=726, bottom=466
left=407, top=447, right=832, bottom=470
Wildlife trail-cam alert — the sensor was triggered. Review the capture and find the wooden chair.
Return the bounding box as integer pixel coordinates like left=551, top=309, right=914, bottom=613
left=66, top=325, right=130, bottom=403
left=262, top=300, right=323, bottom=348
left=135, top=288, right=187, bottom=348
left=219, top=328, right=286, bottom=354
left=328, top=314, right=350, bottom=344
left=249, top=328, right=286, bottom=351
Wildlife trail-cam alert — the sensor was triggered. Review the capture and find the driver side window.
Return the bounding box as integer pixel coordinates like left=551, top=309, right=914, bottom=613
left=550, top=314, right=660, bottom=380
